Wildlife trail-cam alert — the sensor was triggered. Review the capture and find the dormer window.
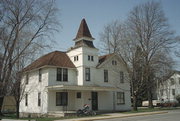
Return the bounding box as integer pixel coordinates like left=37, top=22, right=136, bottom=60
left=88, top=55, right=94, bottom=61
left=112, top=60, right=117, bottom=65
left=74, top=56, right=78, bottom=61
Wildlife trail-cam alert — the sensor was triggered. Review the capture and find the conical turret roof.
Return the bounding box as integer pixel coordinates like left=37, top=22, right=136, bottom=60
left=74, top=18, right=94, bottom=40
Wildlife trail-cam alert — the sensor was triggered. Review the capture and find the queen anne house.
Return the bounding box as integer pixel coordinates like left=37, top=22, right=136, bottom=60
left=19, top=19, right=131, bottom=117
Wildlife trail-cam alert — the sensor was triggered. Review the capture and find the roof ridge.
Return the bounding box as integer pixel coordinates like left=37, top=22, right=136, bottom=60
left=99, top=53, right=115, bottom=58
left=47, top=51, right=57, bottom=65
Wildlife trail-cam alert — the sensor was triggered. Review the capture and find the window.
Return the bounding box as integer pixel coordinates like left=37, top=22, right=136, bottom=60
left=74, top=56, right=79, bottom=61
left=104, top=70, right=108, bottom=82
left=57, top=68, right=68, bottom=81
left=85, top=68, right=90, bottom=81
left=77, top=92, right=81, bottom=98
left=170, top=78, right=175, bottom=85
left=57, top=68, right=62, bottom=81
left=117, top=92, right=125, bottom=104
left=120, top=71, right=124, bottom=83
left=172, top=89, right=175, bottom=96
left=25, top=94, right=28, bottom=106
left=39, top=69, right=42, bottom=82
left=160, top=90, right=163, bottom=96
left=88, top=55, right=94, bottom=61
left=38, top=92, right=41, bottom=106
left=56, top=92, right=68, bottom=106
left=26, top=73, right=29, bottom=84
left=112, top=60, right=117, bottom=65
left=88, top=55, right=91, bottom=61
left=63, top=68, right=68, bottom=81
left=179, top=78, right=180, bottom=85
left=91, top=56, right=94, bottom=61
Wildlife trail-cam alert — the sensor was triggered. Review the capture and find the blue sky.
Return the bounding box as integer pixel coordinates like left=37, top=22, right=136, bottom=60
left=52, top=0, right=180, bottom=69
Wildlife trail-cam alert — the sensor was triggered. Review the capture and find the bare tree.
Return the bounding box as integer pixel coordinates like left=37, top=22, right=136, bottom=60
left=0, top=0, right=60, bottom=115
left=99, top=20, right=125, bottom=54
left=11, top=71, right=25, bottom=118
left=127, top=1, right=177, bottom=108
left=100, top=1, right=177, bottom=110
left=10, top=48, right=40, bottom=118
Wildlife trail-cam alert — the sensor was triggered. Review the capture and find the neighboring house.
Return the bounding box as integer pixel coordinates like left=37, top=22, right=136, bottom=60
left=1, top=96, right=16, bottom=113
left=157, top=71, right=180, bottom=102
left=19, top=19, right=131, bottom=117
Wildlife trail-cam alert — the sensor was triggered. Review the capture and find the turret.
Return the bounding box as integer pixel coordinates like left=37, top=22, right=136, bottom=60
left=73, top=18, right=96, bottom=49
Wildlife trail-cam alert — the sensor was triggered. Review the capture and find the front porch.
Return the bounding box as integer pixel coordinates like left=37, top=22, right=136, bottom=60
left=46, top=85, right=118, bottom=116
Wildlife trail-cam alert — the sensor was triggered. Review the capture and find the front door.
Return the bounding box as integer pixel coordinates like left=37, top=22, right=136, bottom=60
left=91, top=92, right=98, bottom=110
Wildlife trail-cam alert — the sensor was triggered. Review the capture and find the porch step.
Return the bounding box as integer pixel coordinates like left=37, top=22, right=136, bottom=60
left=48, top=111, right=76, bottom=117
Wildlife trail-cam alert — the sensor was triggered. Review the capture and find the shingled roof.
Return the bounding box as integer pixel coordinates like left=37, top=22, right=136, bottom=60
left=23, top=51, right=75, bottom=72
left=74, top=18, right=94, bottom=40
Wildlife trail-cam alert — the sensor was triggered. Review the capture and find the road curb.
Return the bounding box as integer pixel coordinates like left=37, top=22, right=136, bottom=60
left=73, top=111, right=168, bottom=121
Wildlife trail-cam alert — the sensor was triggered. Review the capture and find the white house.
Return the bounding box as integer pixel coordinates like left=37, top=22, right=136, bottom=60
left=157, top=71, right=180, bottom=103
left=19, top=19, right=131, bottom=117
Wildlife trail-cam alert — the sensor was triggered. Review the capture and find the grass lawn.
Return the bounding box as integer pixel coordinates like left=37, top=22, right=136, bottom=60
left=0, top=113, right=77, bottom=121
left=0, top=113, right=104, bottom=121
left=122, top=107, right=179, bottom=114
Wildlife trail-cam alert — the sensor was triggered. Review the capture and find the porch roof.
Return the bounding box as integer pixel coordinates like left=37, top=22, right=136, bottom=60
left=46, top=85, right=118, bottom=91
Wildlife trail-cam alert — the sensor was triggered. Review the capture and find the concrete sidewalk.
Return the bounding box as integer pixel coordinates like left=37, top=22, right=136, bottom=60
left=0, top=111, right=168, bottom=121
left=55, top=111, right=167, bottom=121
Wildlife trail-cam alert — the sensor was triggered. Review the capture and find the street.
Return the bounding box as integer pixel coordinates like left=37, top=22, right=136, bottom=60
left=96, top=109, right=180, bottom=121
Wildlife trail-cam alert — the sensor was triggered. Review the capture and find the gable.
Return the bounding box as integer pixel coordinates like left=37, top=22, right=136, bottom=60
left=97, top=54, right=128, bottom=71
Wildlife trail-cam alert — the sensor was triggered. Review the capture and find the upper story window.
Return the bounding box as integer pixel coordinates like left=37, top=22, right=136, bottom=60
left=25, top=93, right=28, bottom=106
left=56, top=92, right=68, bottom=106
left=112, top=60, right=117, bottom=65
left=38, top=92, right=41, bottom=106
left=170, top=78, right=175, bottom=85
left=160, top=90, right=163, bottom=96
left=25, top=73, right=29, bottom=85
left=120, top=71, right=124, bottom=83
left=104, top=70, right=108, bottom=82
left=88, top=55, right=94, bottom=61
left=57, top=68, right=68, bottom=82
left=117, top=92, right=125, bottom=105
left=172, top=89, right=175, bottom=96
left=88, top=55, right=91, bottom=61
left=63, top=68, right=68, bottom=81
left=85, top=68, right=90, bottom=81
left=39, top=69, right=42, bottom=82
left=91, top=56, right=94, bottom=61
left=74, top=56, right=79, bottom=61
